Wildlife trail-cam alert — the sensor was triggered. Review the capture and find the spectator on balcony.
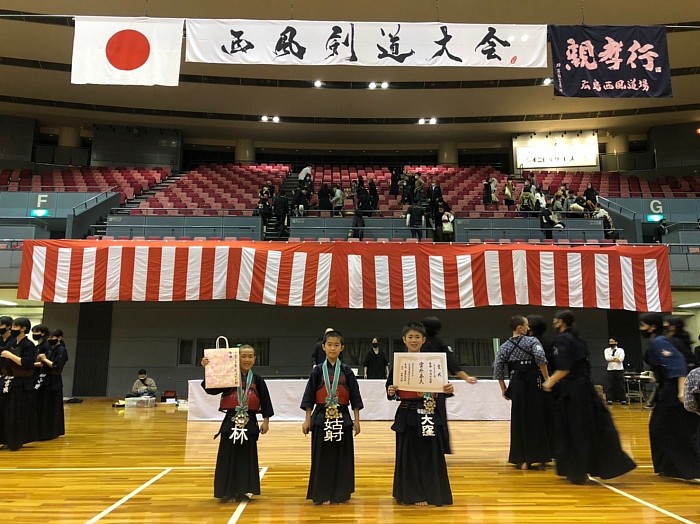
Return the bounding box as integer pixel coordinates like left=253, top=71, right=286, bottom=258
left=583, top=182, right=598, bottom=212
left=390, top=168, right=401, bottom=197
left=652, top=219, right=668, bottom=243
left=402, top=172, right=416, bottom=205
left=518, top=183, right=535, bottom=215
left=350, top=209, right=365, bottom=240
left=553, top=192, right=565, bottom=215
left=414, top=173, right=425, bottom=195
left=298, top=165, right=312, bottom=184
left=593, top=203, right=615, bottom=239
left=503, top=178, right=515, bottom=208
left=534, top=187, right=547, bottom=212
left=427, top=178, right=442, bottom=214
left=539, top=201, right=558, bottom=240
left=303, top=173, right=314, bottom=195
left=357, top=186, right=372, bottom=215
left=438, top=207, right=455, bottom=243
left=292, top=187, right=309, bottom=217
left=406, top=203, right=426, bottom=241
left=368, top=177, right=379, bottom=211
left=318, top=183, right=333, bottom=212
left=331, top=184, right=344, bottom=217
left=483, top=177, right=493, bottom=205
left=274, top=191, right=290, bottom=233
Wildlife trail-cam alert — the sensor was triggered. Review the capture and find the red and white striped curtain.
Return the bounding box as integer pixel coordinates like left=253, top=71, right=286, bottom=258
left=17, top=240, right=672, bottom=312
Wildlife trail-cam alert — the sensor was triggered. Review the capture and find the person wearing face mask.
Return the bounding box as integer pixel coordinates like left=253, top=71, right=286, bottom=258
left=0, top=317, right=39, bottom=450
left=0, top=315, right=15, bottom=354
left=640, top=313, right=700, bottom=481
left=36, top=328, right=68, bottom=440
left=664, top=316, right=697, bottom=373
left=362, top=338, right=389, bottom=379
left=31, top=324, right=52, bottom=440
left=493, top=315, right=552, bottom=470
left=542, top=310, right=635, bottom=485
left=604, top=337, right=627, bottom=406
left=126, top=369, right=158, bottom=398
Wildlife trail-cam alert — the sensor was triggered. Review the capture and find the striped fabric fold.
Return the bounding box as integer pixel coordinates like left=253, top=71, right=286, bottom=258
left=17, top=240, right=672, bottom=312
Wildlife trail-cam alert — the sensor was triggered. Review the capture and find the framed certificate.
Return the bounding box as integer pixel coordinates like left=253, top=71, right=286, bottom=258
left=393, top=352, right=448, bottom=393
left=204, top=346, right=240, bottom=389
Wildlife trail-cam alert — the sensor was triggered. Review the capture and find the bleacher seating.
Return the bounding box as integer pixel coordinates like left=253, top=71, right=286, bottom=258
left=0, top=166, right=171, bottom=204
left=130, top=163, right=289, bottom=216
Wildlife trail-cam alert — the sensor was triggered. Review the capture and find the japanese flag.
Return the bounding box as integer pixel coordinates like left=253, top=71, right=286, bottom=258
left=71, top=17, right=184, bottom=86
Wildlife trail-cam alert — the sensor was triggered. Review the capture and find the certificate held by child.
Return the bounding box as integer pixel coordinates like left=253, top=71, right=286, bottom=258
left=393, top=352, right=447, bottom=393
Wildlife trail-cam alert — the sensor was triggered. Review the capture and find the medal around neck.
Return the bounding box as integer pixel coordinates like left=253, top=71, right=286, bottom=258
left=322, top=359, right=341, bottom=420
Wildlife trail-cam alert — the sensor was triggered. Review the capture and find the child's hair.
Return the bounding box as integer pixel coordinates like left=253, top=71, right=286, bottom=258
left=50, top=328, right=64, bottom=338
left=323, top=330, right=344, bottom=345
left=12, top=317, right=31, bottom=332
left=0, top=315, right=13, bottom=327
left=639, top=312, right=664, bottom=334
left=402, top=321, right=426, bottom=338
left=239, top=344, right=255, bottom=353
left=526, top=315, right=547, bottom=337
left=32, top=324, right=50, bottom=336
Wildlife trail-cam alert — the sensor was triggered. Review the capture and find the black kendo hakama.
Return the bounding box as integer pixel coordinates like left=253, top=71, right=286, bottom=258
left=0, top=337, right=39, bottom=450
left=645, top=336, right=700, bottom=479
left=552, top=331, right=636, bottom=484
left=36, top=341, right=68, bottom=440
left=202, top=372, right=274, bottom=499
left=300, top=362, right=363, bottom=504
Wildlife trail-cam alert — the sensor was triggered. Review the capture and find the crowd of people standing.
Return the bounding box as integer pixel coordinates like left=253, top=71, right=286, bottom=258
left=0, top=316, right=67, bottom=450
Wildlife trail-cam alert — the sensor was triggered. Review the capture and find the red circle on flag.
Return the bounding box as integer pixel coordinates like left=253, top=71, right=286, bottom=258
left=105, top=30, right=150, bottom=71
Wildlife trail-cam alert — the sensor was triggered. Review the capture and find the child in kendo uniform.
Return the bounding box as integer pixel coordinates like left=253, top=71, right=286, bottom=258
left=201, top=345, right=274, bottom=501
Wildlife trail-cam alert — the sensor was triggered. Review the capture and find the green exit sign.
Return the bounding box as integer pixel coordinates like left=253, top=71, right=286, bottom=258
left=29, top=209, right=50, bottom=218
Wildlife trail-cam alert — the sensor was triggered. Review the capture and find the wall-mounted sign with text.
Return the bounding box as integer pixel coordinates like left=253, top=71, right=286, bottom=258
left=513, top=133, right=599, bottom=169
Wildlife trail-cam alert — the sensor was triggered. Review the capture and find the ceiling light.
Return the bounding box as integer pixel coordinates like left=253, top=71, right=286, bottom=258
left=543, top=78, right=552, bottom=86
left=507, top=35, right=516, bottom=43
left=677, top=302, right=700, bottom=308
left=368, top=82, right=377, bottom=89
left=521, top=34, right=530, bottom=42
left=418, top=118, right=426, bottom=125
left=429, top=117, right=437, bottom=125
left=313, top=80, right=322, bottom=88
left=261, top=115, right=269, bottom=122
left=380, top=81, right=389, bottom=89
left=272, top=116, right=280, bottom=123
left=0, top=299, right=17, bottom=306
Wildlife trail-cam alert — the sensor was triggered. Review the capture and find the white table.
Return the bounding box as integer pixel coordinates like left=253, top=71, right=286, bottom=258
left=187, top=379, right=510, bottom=421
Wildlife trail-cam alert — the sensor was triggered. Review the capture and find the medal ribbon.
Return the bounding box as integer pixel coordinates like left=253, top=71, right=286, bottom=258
left=235, top=371, right=254, bottom=417
left=322, top=359, right=341, bottom=408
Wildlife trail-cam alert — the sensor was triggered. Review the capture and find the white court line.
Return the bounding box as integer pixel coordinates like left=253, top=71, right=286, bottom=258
left=590, top=478, right=697, bottom=524
left=85, top=468, right=172, bottom=524
left=227, top=467, right=268, bottom=524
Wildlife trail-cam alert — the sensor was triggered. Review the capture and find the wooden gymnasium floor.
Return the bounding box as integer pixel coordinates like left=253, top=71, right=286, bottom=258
left=1, top=399, right=698, bottom=524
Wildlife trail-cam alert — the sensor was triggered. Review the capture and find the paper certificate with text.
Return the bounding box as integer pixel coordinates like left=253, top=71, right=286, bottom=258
left=394, top=352, right=448, bottom=393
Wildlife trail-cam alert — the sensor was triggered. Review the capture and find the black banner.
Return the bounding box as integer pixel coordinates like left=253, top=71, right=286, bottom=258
left=549, top=25, right=672, bottom=98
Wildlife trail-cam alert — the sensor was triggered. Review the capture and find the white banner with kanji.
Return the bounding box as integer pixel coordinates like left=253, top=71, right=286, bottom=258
left=186, top=19, right=547, bottom=68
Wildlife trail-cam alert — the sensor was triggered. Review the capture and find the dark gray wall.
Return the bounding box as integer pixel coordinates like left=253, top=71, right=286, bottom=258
left=45, top=300, right=616, bottom=398
left=649, top=122, right=700, bottom=169
left=0, top=115, right=36, bottom=162
left=91, top=125, right=182, bottom=170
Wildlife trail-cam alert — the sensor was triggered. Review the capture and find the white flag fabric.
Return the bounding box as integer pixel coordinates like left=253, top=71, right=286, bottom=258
left=71, top=17, right=184, bottom=86
left=186, top=19, right=547, bottom=68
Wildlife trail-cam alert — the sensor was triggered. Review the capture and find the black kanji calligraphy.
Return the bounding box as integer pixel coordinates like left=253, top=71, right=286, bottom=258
left=221, top=29, right=255, bottom=55
left=274, top=26, right=307, bottom=60
left=431, top=25, right=462, bottom=62
left=475, top=27, right=511, bottom=61
left=325, top=23, right=357, bottom=62
left=377, top=24, right=415, bottom=63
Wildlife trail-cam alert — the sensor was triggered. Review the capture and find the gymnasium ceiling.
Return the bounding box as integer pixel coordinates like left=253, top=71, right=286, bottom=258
left=0, top=0, right=699, bottom=148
